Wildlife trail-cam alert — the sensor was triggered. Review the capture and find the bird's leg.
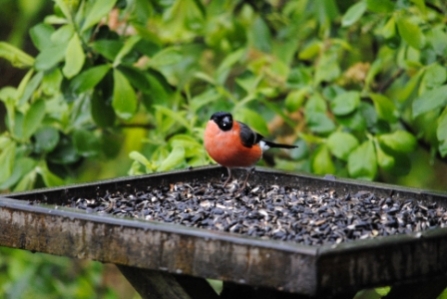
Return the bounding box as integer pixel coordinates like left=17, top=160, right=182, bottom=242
left=223, top=167, right=232, bottom=187
left=241, top=167, right=255, bottom=190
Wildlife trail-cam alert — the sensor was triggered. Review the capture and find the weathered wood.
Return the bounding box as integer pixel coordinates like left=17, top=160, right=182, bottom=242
left=2, top=165, right=447, bottom=298
left=118, top=265, right=192, bottom=299
left=220, top=281, right=313, bottom=299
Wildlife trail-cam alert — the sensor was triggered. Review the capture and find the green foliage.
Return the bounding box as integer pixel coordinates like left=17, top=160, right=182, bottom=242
left=0, top=247, right=118, bottom=299
left=0, top=0, right=445, bottom=191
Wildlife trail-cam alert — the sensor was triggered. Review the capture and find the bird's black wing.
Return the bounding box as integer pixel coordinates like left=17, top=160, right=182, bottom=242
left=238, top=122, right=264, bottom=148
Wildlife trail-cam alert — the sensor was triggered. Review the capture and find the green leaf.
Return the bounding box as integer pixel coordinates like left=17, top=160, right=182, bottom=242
left=129, top=151, right=154, bottom=173
left=396, top=17, right=425, bottom=49
left=381, top=17, right=396, bottom=40
left=311, top=144, right=335, bottom=175
left=366, top=0, right=394, bottom=13
left=306, top=112, right=336, bottom=134
left=91, top=40, right=123, bottom=61
left=0, top=42, right=34, bottom=68
left=342, top=1, right=366, bottom=27
left=54, top=0, right=74, bottom=23
left=29, top=23, right=54, bottom=51
left=62, top=33, right=85, bottom=78
left=91, top=91, right=115, bottom=127
left=330, top=91, right=360, bottom=116
left=423, top=63, right=446, bottom=90
left=73, top=129, right=101, bottom=157
left=251, top=16, right=272, bottom=52
left=82, top=0, right=118, bottom=32
left=18, top=72, right=43, bottom=106
left=285, top=88, right=308, bottom=112
left=34, top=44, right=67, bottom=71
left=37, top=161, right=64, bottom=187
left=369, top=93, right=397, bottom=122
left=216, top=48, right=245, bottom=84
left=118, top=65, right=151, bottom=93
left=234, top=108, right=269, bottom=136
left=34, top=126, right=60, bottom=153
left=305, top=94, right=327, bottom=113
left=158, top=146, right=185, bottom=171
left=113, top=35, right=142, bottom=67
left=376, top=141, right=395, bottom=170
left=70, top=64, right=111, bottom=93
left=315, top=53, right=340, bottom=84
left=378, top=130, right=417, bottom=153
left=327, top=131, right=359, bottom=161
left=410, top=0, right=426, bottom=13
left=23, top=100, right=46, bottom=140
left=0, top=157, right=36, bottom=190
left=148, top=47, right=182, bottom=68
left=299, top=41, right=321, bottom=60
left=412, top=85, right=447, bottom=117
left=112, top=69, right=138, bottom=120
left=427, top=26, right=447, bottom=56
left=0, top=141, right=16, bottom=183
left=437, top=110, right=447, bottom=157
left=48, top=136, right=80, bottom=165
left=348, top=140, right=377, bottom=180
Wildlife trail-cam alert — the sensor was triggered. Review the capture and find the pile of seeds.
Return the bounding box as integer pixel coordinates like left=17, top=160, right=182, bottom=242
left=67, top=181, right=447, bottom=246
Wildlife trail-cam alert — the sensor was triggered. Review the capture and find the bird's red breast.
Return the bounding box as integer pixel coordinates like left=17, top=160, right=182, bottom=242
left=204, top=120, right=262, bottom=167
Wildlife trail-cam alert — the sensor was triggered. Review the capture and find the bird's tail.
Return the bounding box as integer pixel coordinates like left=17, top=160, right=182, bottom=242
left=264, top=140, right=298, bottom=149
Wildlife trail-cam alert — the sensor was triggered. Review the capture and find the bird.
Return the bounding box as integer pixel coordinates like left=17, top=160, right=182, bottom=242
left=204, top=111, right=297, bottom=189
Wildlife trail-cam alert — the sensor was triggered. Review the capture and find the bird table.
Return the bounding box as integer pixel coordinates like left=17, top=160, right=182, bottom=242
left=1, top=166, right=447, bottom=299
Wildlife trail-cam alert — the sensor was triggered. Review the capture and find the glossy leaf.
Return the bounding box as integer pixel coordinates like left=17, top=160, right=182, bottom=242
left=285, top=88, right=308, bottom=112
left=48, top=136, right=81, bottom=165
left=342, top=1, right=366, bottom=27
left=369, top=93, right=397, bottom=122
left=412, top=85, right=447, bottom=117
left=0, top=157, right=35, bottom=190
left=29, top=23, right=54, bottom=51
left=331, top=91, right=360, bottom=116
left=366, top=0, right=394, bottom=13
left=311, top=144, right=335, bottom=175
left=437, top=110, right=447, bottom=157
left=348, top=140, right=377, bottom=180
left=158, top=146, right=185, bottom=171
left=112, top=69, right=138, bottom=120
left=306, top=112, right=336, bottom=134
left=34, top=126, right=60, bottom=153
left=147, top=47, right=182, bottom=68
left=378, top=130, right=417, bottom=153
left=0, top=42, right=34, bottom=68
left=91, top=92, right=115, bottom=127
left=423, top=63, right=446, bottom=90
left=0, top=141, right=16, bottom=183
left=73, top=129, right=101, bottom=157
left=234, top=108, right=269, bottom=136
left=18, top=72, right=43, bottom=106
left=91, top=40, right=123, bottom=60
left=82, top=0, right=118, bottom=32
left=34, top=44, right=67, bottom=71
left=113, top=35, right=142, bottom=67
left=62, top=33, right=85, bottom=78
left=326, top=131, right=359, bottom=161
left=396, top=17, right=424, bottom=49
left=70, top=64, right=111, bottom=93
left=23, top=100, right=46, bottom=140
left=37, top=162, right=64, bottom=187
